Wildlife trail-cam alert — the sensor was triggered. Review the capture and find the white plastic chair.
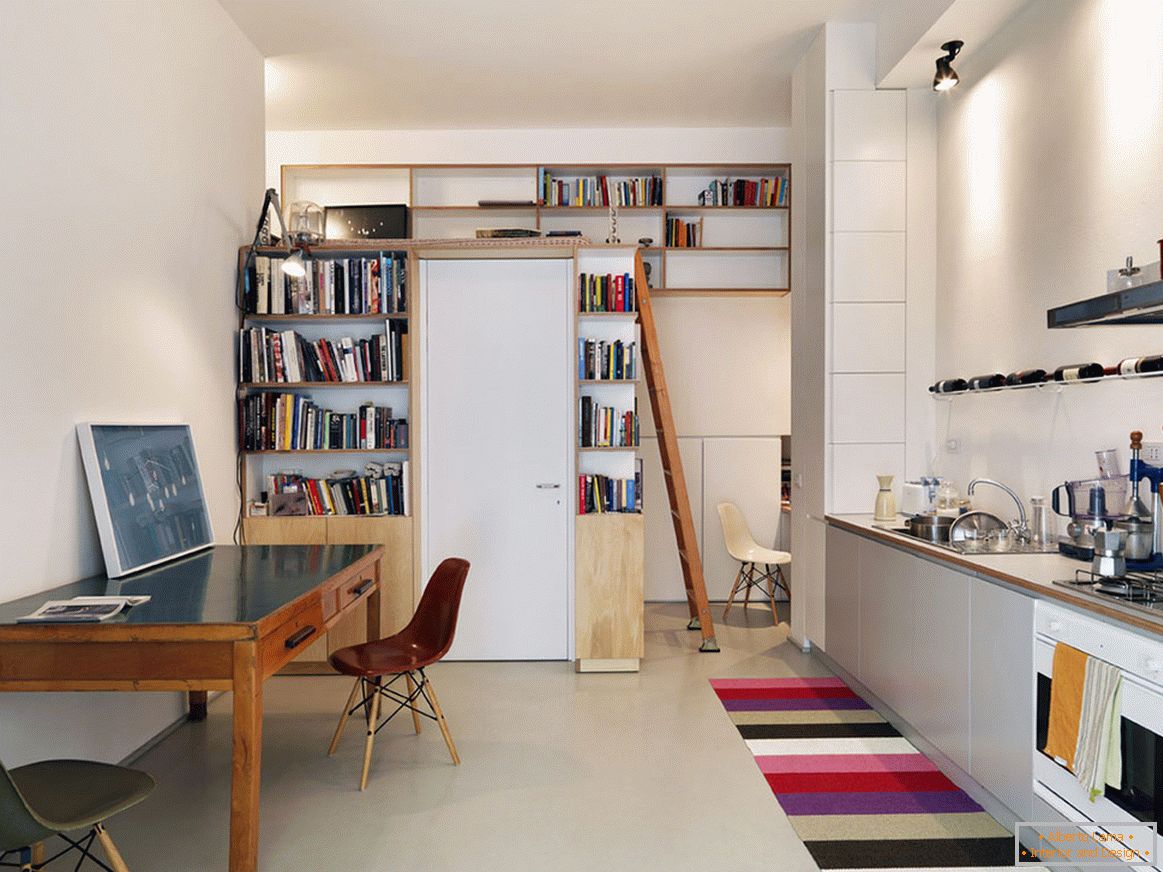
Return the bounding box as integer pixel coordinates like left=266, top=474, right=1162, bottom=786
left=717, top=502, right=791, bottom=625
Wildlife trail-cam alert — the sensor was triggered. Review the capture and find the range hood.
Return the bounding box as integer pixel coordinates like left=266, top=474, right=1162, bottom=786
left=1047, top=278, right=1163, bottom=328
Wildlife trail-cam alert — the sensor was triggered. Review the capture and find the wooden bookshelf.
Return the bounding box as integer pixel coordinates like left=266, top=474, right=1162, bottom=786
left=237, top=242, right=416, bottom=671
left=279, top=162, right=792, bottom=298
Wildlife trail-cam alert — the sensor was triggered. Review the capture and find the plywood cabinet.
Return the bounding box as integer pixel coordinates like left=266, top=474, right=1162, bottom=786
left=242, top=515, right=414, bottom=672
left=575, top=514, right=644, bottom=671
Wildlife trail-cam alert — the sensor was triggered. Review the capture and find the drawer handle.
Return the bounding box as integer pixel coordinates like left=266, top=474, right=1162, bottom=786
left=284, top=626, right=316, bottom=649
left=351, top=579, right=375, bottom=597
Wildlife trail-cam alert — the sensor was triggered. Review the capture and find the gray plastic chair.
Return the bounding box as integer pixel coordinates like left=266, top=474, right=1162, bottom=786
left=0, top=757, right=154, bottom=871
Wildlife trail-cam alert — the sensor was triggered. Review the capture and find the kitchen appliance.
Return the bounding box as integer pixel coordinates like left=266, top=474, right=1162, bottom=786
left=1034, top=601, right=1163, bottom=844
left=900, top=479, right=935, bottom=515
left=1052, top=475, right=1129, bottom=560
left=1092, top=527, right=1127, bottom=578
left=1125, top=429, right=1163, bottom=569
left=1117, top=517, right=1154, bottom=561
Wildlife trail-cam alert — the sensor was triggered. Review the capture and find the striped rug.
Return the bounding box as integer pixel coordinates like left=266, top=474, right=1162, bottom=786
left=711, top=676, right=1015, bottom=869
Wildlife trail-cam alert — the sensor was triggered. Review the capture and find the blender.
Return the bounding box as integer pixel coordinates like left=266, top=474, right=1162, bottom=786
left=1051, top=475, right=1128, bottom=560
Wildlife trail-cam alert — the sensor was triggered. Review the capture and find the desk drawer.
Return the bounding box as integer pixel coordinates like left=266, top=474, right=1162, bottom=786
left=329, top=571, right=377, bottom=621
left=261, top=595, right=325, bottom=677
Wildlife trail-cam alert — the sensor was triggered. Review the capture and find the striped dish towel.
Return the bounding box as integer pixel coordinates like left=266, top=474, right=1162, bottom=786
left=1073, top=656, right=1122, bottom=802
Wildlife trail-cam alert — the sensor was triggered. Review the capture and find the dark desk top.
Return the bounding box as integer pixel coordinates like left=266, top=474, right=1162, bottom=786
left=0, top=544, right=379, bottom=626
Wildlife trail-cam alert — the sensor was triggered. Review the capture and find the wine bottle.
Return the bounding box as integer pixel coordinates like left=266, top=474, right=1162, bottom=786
left=1052, top=362, right=1104, bottom=381
left=968, top=373, right=1006, bottom=390
left=930, top=378, right=969, bottom=394
left=1117, top=355, right=1163, bottom=375
left=1005, top=368, right=1047, bottom=386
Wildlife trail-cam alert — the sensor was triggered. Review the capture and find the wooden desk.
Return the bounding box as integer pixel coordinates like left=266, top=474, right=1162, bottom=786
left=0, top=544, right=383, bottom=872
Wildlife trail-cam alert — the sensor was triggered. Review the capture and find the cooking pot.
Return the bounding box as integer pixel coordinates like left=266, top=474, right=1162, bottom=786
left=906, top=513, right=954, bottom=544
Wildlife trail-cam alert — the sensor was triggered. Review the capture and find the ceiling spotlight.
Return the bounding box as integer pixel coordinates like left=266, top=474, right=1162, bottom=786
left=933, top=40, right=964, bottom=92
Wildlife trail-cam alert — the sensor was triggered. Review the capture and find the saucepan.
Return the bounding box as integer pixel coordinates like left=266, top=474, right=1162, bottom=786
left=905, top=512, right=954, bottom=544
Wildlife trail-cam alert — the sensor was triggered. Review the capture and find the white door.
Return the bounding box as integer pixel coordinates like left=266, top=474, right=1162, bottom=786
left=422, top=258, right=573, bottom=660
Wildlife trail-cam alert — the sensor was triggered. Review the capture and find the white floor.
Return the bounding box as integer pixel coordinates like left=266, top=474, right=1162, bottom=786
left=50, top=603, right=829, bottom=871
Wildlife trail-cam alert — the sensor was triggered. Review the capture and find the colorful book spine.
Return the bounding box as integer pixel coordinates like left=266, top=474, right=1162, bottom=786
left=577, top=272, right=636, bottom=313
left=239, top=322, right=407, bottom=384
left=244, top=253, right=406, bottom=316
left=265, top=464, right=409, bottom=516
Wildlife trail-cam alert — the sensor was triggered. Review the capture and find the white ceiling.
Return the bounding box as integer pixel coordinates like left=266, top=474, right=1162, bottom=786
left=220, top=0, right=887, bottom=130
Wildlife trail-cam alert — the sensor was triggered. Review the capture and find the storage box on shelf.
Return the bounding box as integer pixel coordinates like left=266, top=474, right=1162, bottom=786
left=237, top=243, right=418, bottom=672
left=278, top=163, right=791, bottom=297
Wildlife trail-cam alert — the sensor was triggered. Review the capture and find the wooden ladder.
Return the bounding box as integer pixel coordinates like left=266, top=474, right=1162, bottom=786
left=633, top=251, right=719, bottom=652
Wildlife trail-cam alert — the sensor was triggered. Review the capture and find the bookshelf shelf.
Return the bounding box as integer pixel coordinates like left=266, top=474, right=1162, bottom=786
left=664, top=246, right=787, bottom=252
left=579, top=379, right=636, bottom=385
left=540, top=205, right=660, bottom=212
left=242, top=448, right=409, bottom=455
left=240, top=381, right=409, bottom=389
left=578, top=446, right=639, bottom=452
left=244, top=313, right=409, bottom=322
left=412, top=205, right=536, bottom=212
left=663, top=205, right=789, bottom=211
left=653, top=287, right=789, bottom=297
left=578, top=311, right=638, bottom=319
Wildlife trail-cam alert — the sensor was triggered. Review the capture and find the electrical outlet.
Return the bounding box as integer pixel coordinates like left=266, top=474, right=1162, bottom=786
left=1142, top=443, right=1163, bottom=463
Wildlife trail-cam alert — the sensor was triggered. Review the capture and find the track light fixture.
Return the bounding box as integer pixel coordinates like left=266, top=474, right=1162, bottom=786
left=933, top=40, right=964, bottom=92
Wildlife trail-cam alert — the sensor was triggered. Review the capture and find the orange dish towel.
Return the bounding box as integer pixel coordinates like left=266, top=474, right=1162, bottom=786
left=1043, top=642, right=1088, bottom=770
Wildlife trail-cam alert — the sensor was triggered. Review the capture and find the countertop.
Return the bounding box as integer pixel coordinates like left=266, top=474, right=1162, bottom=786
left=826, top=514, right=1163, bottom=639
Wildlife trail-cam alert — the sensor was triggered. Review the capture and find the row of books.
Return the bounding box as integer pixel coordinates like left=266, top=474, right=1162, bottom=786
left=266, top=464, right=410, bottom=516
left=538, top=170, right=663, bottom=207
left=579, top=397, right=638, bottom=448
left=698, top=177, right=788, bottom=207
left=246, top=254, right=407, bottom=316
left=239, top=322, right=407, bottom=384
left=578, top=272, right=637, bottom=313
left=239, top=394, right=408, bottom=452
left=666, top=216, right=704, bottom=247
left=578, top=338, right=636, bottom=381
left=578, top=465, right=643, bottom=515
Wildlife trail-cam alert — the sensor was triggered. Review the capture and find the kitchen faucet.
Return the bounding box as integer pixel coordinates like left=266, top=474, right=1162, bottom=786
left=967, top=477, right=1028, bottom=538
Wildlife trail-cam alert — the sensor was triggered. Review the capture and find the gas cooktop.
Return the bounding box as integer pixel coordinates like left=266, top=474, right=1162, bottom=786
left=1053, top=569, right=1163, bottom=616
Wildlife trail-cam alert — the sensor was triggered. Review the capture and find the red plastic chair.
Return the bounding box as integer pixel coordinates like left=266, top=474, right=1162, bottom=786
left=327, top=557, right=470, bottom=790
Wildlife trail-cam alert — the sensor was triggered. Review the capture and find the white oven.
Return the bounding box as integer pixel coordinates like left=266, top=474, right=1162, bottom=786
left=1034, top=601, right=1162, bottom=856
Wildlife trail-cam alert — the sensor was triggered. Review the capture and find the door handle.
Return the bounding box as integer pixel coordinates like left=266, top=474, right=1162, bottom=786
left=536, top=483, right=561, bottom=489
left=284, top=626, right=316, bottom=649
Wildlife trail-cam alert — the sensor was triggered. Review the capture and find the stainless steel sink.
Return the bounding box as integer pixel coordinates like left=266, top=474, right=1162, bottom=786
left=886, top=526, right=1058, bottom=555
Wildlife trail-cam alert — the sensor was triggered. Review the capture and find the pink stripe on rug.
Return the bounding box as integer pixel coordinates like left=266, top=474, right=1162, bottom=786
left=709, top=677, right=847, bottom=690
left=755, top=753, right=937, bottom=774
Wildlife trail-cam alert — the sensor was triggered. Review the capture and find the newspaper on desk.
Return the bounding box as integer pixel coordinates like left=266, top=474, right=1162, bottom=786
left=17, top=595, right=151, bottom=623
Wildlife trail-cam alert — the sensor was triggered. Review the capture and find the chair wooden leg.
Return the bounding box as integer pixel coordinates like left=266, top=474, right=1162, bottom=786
left=329, top=678, right=364, bottom=756
left=722, top=563, right=745, bottom=619
left=406, top=672, right=423, bottom=734
left=30, top=842, right=44, bottom=866
left=743, top=562, right=753, bottom=611
left=766, top=566, right=779, bottom=626
left=359, top=678, right=382, bottom=791
left=94, top=823, right=131, bottom=872
left=422, top=673, right=460, bottom=765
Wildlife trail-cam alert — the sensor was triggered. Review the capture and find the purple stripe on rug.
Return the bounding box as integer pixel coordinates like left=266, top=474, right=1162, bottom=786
left=777, top=790, right=985, bottom=816
left=722, top=697, right=872, bottom=712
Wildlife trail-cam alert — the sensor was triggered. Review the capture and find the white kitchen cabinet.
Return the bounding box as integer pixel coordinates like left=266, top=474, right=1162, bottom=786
left=858, top=539, right=916, bottom=716
left=970, top=581, right=1035, bottom=824
left=909, top=557, right=971, bottom=773
left=824, top=526, right=862, bottom=678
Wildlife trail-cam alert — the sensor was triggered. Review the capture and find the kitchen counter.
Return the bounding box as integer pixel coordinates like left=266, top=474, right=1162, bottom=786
left=826, top=514, right=1163, bottom=639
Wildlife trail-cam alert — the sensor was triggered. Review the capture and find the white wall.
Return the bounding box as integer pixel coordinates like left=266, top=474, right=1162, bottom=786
left=0, top=0, right=263, bottom=764
left=934, top=0, right=1163, bottom=514
left=267, top=126, right=792, bottom=603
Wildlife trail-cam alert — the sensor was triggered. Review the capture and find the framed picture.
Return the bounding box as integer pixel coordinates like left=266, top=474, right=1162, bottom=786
left=77, top=423, right=214, bottom=577
left=324, top=204, right=410, bottom=240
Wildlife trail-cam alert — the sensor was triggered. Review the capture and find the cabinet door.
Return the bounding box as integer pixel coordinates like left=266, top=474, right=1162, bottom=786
left=910, top=557, right=970, bottom=773
left=241, top=517, right=331, bottom=665
left=824, top=526, right=861, bottom=678
left=575, top=514, right=644, bottom=665
left=858, top=539, right=913, bottom=715
left=970, top=581, right=1035, bottom=823
left=327, top=516, right=414, bottom=653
